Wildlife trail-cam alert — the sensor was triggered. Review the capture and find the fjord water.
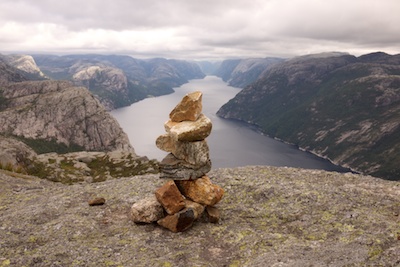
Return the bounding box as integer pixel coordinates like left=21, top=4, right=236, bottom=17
left=112, top=76, right=347, bottom=171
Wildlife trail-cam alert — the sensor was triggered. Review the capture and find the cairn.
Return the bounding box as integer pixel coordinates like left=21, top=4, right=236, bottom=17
left=130, top=91, right=224, bottom=232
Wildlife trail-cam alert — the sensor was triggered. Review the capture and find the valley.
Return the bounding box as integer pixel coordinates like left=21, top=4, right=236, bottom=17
left=1, top=51, right=399, bottom=180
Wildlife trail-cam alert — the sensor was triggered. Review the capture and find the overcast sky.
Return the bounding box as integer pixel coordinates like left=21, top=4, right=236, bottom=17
left=1, top=0, right=399, bottom=60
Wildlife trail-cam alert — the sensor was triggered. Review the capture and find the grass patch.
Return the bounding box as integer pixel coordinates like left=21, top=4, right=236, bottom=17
left=13, top=136, right=85, bottom=154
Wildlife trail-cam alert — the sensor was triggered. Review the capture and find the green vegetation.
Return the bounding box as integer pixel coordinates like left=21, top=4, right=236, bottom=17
left=25, top=159, right=49, bottom=179
left=24, top=152, right=159, bottom=184
left=87, top=154, right=159, bottom=183
left=14, top=136, right=85, bottom=154
left=0, top=161, right=25, bottom=174
left=0, top=89, right=9, bottom=110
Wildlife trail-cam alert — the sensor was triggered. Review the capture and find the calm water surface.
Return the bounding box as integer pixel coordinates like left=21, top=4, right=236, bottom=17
left=112, top=76, right=347, bottom=171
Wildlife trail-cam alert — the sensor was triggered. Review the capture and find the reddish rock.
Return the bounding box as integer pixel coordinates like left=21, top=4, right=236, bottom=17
left=169, top=91, right=203, bottom=122
left=205, top=206, right=221, bottom=223
left=131, top=195, right=165, bottom=223
left=165, top=114, right=212, bottom=142
left=176, top=176, right=224, bottom=206
left=157, top=208, right=196, bottom=232
left=155, top=180, right=185, bottom=215
left=88, top=197, right=106, bottom=206
left=184, top=199, right=205, bottom=219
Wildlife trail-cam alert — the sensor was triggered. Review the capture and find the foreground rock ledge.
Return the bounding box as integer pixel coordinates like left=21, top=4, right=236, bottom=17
left=0, top=166, right=399, bottom=266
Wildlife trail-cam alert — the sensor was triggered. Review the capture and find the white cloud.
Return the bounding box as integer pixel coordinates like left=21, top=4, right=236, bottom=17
left=0, top=0, right=399, bottom=59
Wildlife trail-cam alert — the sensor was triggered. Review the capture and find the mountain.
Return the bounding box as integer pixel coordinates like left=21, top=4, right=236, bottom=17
left=0, top=78, right=133, bottom=152
left=33, top=54, right=205, bottom=110
left=0, top=56, right=30, bottom=85
left=0, top=54, right=46, bottom=81
left=214, top=57, right=283, bottom=88
left=195, top=60, right=221, bottom=75
left=217, top=52, right=400, bottom=180
left=0, top=55, right=158, bottom=182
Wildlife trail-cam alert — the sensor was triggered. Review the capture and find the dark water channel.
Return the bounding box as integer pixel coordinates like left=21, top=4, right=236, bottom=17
left=112, top=76, right=348, bottom=172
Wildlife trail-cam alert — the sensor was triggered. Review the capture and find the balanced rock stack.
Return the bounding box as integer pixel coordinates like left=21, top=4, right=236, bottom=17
left=130, top=91, right=224, bottom=232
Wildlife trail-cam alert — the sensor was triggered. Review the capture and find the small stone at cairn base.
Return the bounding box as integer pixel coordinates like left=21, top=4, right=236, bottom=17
left=184, top=199, right=205, bottom=219
left=205, top=206, right=221, bottom=223
left=131, top=195, right=165, bottom=224
left=155, top=180, right=185, bottom=215
left=157, top=208, right=196, bottom=233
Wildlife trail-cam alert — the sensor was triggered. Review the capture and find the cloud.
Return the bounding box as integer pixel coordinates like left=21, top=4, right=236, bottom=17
left=0, top=0, right=399, bottom=59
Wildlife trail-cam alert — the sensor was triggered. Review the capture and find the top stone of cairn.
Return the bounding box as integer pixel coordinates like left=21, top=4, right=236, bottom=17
left=169, top=91, right=203, bottom=122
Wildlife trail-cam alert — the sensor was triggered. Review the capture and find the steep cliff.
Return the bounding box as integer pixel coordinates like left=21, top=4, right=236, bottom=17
left=33, top=54, right=206, bottom=109
left=70, top=63, right=131, bottom=110
left=217, top=52, right=400, bottom=180
left=0, top=54, right=46, bottom=80
left=0, top=56, right=28, bottom=85
left=0, top=79, right=133, bottom=152
left=214, top=58, right=283, bottom=88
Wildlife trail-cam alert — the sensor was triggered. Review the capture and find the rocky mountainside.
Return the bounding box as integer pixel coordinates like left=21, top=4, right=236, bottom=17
left=214, top=57, right=283, bottom=88
left=33, top=54, right=205, bottom=110
left=0, top=56, right=30, bottom=86
left=0, top=166, right=399, bottom=266
left=0, top=54, right=46, bottom=80
left=217, top=52, right=400, bottom=180
left=0, top=79, right=133, bottom=152
left=0, top=56, right=158, bottom=181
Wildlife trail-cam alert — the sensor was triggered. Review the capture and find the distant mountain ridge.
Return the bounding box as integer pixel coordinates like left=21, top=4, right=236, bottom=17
left=214, top=57, right=283, bottom=88
left=33, top=54, right=205, bottom=110
left=1, top=54, right=47, bottom=80
left=217, top=52, right=400, bottom=180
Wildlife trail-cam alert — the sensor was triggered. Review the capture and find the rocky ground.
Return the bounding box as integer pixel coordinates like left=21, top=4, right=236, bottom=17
left=0, top=166, right=399, bottom=267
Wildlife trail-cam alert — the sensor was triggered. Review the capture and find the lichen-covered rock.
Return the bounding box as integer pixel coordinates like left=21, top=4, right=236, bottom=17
left=159, top=153, right=211, bottom=180
left=131, top=195, right=165, bottom=223
left=0, top=167, right=399, bottom=266
left=165, top=114, right=212, bottom=142
left=155, top=180, right=185, bottom=215
left=169, top=91, right=203, bottom=122
left=176, top=176, right=224, bottom=206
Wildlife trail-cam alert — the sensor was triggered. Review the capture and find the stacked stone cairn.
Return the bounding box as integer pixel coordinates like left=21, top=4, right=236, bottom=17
left=130, top=91, right=224, bottom=232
